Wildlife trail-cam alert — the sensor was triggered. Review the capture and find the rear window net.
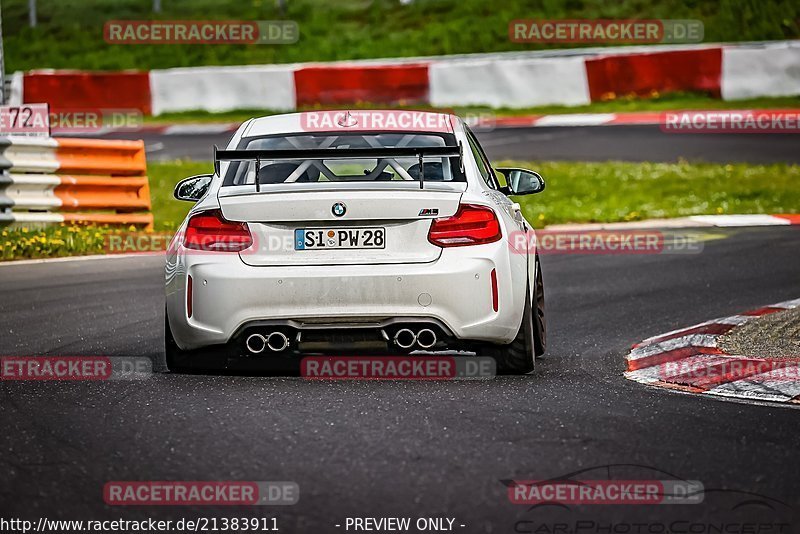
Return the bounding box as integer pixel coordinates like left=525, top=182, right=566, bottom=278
left=219, top=133, right=465, bottom=190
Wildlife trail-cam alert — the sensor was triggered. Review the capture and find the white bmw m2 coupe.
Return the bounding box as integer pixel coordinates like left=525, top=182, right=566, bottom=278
left=165, top=111, right=546, bottom=374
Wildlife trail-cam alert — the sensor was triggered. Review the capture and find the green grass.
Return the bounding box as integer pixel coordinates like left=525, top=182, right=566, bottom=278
left=2, top=159, right=797, bottom=261
left=148, top=160, right=213, bottom=230
left=0, top=224, right=132, bottom=260
left=149, top=158, right=800, bottom=232
left=3, top=0, right=798, bottom=72
left=504, top=160, right=800, bottom=227
left=146, top=94, right=800, bottom=124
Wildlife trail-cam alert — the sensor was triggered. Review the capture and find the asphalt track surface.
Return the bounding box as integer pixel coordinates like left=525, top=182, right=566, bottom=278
left=1, top=226, right=799, bottom=530
left=97, top=125, right=800, bottom=164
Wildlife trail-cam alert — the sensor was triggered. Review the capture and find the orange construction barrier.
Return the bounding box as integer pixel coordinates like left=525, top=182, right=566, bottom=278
left=53, top=138, right=152, bottom=229
left=55, top=138, right=147, bottom=176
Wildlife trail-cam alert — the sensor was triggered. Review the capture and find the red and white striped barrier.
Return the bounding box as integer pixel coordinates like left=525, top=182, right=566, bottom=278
left=625, top=298, right=800, bottom=404
left=10, top=41, right=800, bottom=115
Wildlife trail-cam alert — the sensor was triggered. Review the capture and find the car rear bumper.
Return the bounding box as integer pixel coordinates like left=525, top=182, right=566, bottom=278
left=166, top=244, right=526, bottom=351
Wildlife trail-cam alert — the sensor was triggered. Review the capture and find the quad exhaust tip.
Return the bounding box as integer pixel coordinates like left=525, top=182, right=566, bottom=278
left=249, top=328, right=437, bottom=353
left=394, top=328, right=417, bottom=349
left=416, top=328, right=437, bottom=349
left=393, top=328, right=438, bottom=350
left=266, top=331, right=290, bottom=352
left=246, top=332, right=290, bottom=354
left=245, top=333, right=267, bottom=354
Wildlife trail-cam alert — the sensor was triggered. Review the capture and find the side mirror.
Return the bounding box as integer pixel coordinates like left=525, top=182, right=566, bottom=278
left=174, top=174, right=213, bottom=202
left=495, top=168, right=545, bottom=196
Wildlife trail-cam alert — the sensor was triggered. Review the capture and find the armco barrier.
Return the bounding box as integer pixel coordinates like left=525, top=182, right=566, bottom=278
left=22, top=70, right=152, bottom=115
left=429, top=56, right=590, bottom=108
left=18, top=41, right=800, bottom=114
left=721, top=41, right=800, bottom=100
left=150, top=65, right=297, bottom=115
left=294, top=64, right=429, bottom=106
left=585, top=47, right=722, bottom=101
left=0, top=137, right=153, bottom=228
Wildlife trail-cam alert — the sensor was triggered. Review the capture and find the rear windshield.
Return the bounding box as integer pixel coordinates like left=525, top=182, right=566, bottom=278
left=222, top=132, right=465, bottom=186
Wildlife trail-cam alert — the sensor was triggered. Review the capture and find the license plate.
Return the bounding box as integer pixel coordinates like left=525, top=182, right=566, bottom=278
left=294, top=228, right=386, bottom=250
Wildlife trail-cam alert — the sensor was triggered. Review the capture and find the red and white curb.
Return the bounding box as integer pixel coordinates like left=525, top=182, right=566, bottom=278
left=547, top=214, right=800, bottom=231
left=487, top=111, right=660, bottom=128
left=625, top=299, right=800, bottom=403
left=52, top=122, right=241, bottom=137
left=484, top=109, right=800, bottom=128
left=52, top=107, right=800, bottom=137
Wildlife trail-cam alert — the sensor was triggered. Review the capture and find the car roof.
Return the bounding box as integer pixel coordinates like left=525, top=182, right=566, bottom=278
left=242, top=110, right=458, bottom=137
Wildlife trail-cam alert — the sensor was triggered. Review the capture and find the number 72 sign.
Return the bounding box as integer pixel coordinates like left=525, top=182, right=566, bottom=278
left=0, top=104, right=50, bottom=137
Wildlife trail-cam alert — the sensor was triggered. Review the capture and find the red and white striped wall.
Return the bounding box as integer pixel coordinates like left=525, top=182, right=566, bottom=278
left=10, top=41, right=799, bottom=116
left=625, top=298, right=800, bottom=404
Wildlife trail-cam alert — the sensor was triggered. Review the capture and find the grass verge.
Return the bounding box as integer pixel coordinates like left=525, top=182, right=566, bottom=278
left=2, top=159, right=798, bottom=261
left=504, top=160, right=800, bottom=227
left=4, top=0, right=798, bottom=71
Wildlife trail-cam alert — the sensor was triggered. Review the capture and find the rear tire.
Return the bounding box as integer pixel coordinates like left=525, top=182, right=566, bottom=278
left=486, top=255, right=546, bottom=374
left=490, top=283, right=536, bottom=374
left=532, top=254, right=547, bottom=357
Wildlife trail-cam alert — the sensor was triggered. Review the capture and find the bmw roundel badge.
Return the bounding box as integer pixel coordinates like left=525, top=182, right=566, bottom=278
left=332, top=202, right=347, bottom=217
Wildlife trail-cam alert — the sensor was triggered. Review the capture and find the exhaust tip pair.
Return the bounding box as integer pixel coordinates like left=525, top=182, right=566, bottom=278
left=393, top=328, right=437, bottom=350
left=246, top=332, right=290, bottom=354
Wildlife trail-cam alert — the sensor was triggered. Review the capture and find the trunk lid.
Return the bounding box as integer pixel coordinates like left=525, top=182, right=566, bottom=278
left=218, top=182, right=465, bottom=266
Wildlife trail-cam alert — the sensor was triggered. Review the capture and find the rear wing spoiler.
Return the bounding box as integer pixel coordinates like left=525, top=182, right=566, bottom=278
left=214, top=144, right=463, bottom=190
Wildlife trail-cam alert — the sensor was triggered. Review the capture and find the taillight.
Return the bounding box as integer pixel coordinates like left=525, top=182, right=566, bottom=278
left=183, top=209, right=252, bottom=252
left=427, top=204, right=501, bottom=247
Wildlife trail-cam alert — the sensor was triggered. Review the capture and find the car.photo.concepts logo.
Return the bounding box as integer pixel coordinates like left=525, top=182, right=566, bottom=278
left=504, top=464, right=793, bottom=534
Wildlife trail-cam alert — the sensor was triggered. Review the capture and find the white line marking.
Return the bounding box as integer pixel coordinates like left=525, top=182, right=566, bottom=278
left=0, top=253, right=165, bottom=267
left=688, top=214, right=790, bottom=227
left=163, top=124, right=238, bottom=135
left=534, top=113, right=616, bottom=127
